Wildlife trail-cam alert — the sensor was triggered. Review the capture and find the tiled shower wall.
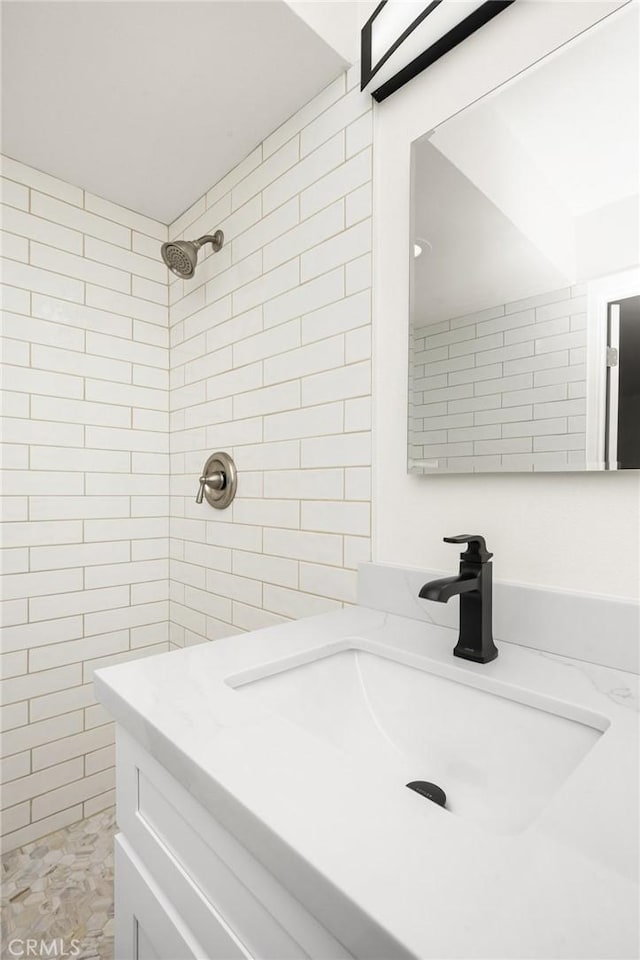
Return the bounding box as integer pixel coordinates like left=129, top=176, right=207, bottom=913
left=1, top=66, right=372, bottom=849
left=168, top=66, right=373, bottom=644
left=409, top=286, right=587, bottom=472
left=0, top=156, right=170, bottom=851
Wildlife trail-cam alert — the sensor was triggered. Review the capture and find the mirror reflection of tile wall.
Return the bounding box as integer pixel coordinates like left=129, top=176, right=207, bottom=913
left=409, top=286, right=587, bottom=472
left=408, top=3, right=639, bottom=474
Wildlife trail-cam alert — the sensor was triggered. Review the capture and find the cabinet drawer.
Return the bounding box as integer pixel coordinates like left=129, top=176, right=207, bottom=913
left=115, top=834, right=201, bottom=960
left=116, top=728, right=351, bottom=960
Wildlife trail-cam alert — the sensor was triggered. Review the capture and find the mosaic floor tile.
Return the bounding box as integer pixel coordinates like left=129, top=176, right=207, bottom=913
left=1, top=808, right=115, bottom=960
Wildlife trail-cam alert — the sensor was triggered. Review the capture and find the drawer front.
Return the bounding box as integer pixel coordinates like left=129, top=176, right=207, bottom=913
left=115, top=834, right=200, bottom=960
left=117, top=728, right=351, bottom=960
left=137, top=924, right=161, bottom=960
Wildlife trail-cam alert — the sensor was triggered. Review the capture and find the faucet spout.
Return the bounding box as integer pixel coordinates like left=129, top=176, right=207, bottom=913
left=418, top=573, right=479, bottom=603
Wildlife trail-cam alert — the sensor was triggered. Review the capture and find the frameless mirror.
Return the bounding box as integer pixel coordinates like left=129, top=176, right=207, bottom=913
left=408, top=4, right=639, bottom=473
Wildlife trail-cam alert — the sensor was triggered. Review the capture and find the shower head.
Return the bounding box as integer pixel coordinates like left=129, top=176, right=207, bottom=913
left=161, top=230, right=224, bottom=279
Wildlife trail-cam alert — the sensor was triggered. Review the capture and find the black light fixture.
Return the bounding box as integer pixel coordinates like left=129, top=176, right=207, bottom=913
left=361, top=0, right=517, bottom=102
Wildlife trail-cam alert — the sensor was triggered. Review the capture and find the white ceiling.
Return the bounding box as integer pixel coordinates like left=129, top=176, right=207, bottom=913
left=0, top=1, right=347, bottom=223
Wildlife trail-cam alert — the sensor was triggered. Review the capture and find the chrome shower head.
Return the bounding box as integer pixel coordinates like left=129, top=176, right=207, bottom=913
left=161, top=230, right=224, bottom=279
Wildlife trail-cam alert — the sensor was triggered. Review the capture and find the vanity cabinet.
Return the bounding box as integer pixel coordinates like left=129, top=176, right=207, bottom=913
left=98, top=600, right=639, bottom=960
left=114, top=728, right=351, bottom=960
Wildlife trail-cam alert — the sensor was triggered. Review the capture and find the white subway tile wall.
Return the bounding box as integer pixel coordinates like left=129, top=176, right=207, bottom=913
left=0, top=66, right=371, bottom=850
left=0, top=156, right=170, bottom=852
left=168, top=65, right=372, bottom=646
left=409, top=287, right=587, bottom=472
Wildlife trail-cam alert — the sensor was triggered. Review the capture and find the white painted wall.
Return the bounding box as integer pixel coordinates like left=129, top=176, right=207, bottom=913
left=371, top=0, right=640, bottom=598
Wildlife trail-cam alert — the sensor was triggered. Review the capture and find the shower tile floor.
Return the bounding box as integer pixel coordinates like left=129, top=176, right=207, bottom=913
left=1, top=808, right=116, bottom=960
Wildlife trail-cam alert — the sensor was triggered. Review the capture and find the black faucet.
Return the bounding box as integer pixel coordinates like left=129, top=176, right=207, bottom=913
left=419, top=535, right=498, bottom=664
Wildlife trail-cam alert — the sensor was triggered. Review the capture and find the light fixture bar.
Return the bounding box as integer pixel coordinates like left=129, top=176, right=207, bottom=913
left=362, top=0, right=517, bottom=102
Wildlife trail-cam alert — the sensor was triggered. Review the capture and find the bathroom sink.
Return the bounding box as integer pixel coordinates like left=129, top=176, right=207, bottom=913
left=229, top=642, right=607, bottom=834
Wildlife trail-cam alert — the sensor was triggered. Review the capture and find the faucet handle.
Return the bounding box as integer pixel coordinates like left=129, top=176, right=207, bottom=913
left=444, top=534, right=493, bottom=563
left=195, top=475, right=207, bottom=504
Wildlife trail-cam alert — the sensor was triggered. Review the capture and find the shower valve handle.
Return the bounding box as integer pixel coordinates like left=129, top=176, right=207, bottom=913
left=194, top=452, right=237, bottom=510
left=195, top=471, right=225, bottom=504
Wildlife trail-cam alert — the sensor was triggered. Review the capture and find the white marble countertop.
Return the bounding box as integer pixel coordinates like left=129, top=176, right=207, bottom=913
left=95, top=606, right=639, bottom=959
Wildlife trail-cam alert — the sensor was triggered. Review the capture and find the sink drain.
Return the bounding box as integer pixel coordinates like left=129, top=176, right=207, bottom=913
left=406, top=780, right=446, bottom=807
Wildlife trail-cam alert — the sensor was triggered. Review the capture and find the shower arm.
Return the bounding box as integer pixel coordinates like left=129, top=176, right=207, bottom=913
left=194, top=231, right=224, bottom=253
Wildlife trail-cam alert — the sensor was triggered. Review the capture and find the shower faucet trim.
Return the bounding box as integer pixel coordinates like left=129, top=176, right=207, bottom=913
left=195, top=451, right=237, bottom=509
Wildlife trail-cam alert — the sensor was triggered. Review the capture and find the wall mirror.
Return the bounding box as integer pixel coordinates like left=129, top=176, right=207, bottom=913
left=408, top=4, right=639, bottom=474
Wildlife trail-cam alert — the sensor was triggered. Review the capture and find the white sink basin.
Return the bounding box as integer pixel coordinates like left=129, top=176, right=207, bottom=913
left=229, top=641, right=608, bottom=834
